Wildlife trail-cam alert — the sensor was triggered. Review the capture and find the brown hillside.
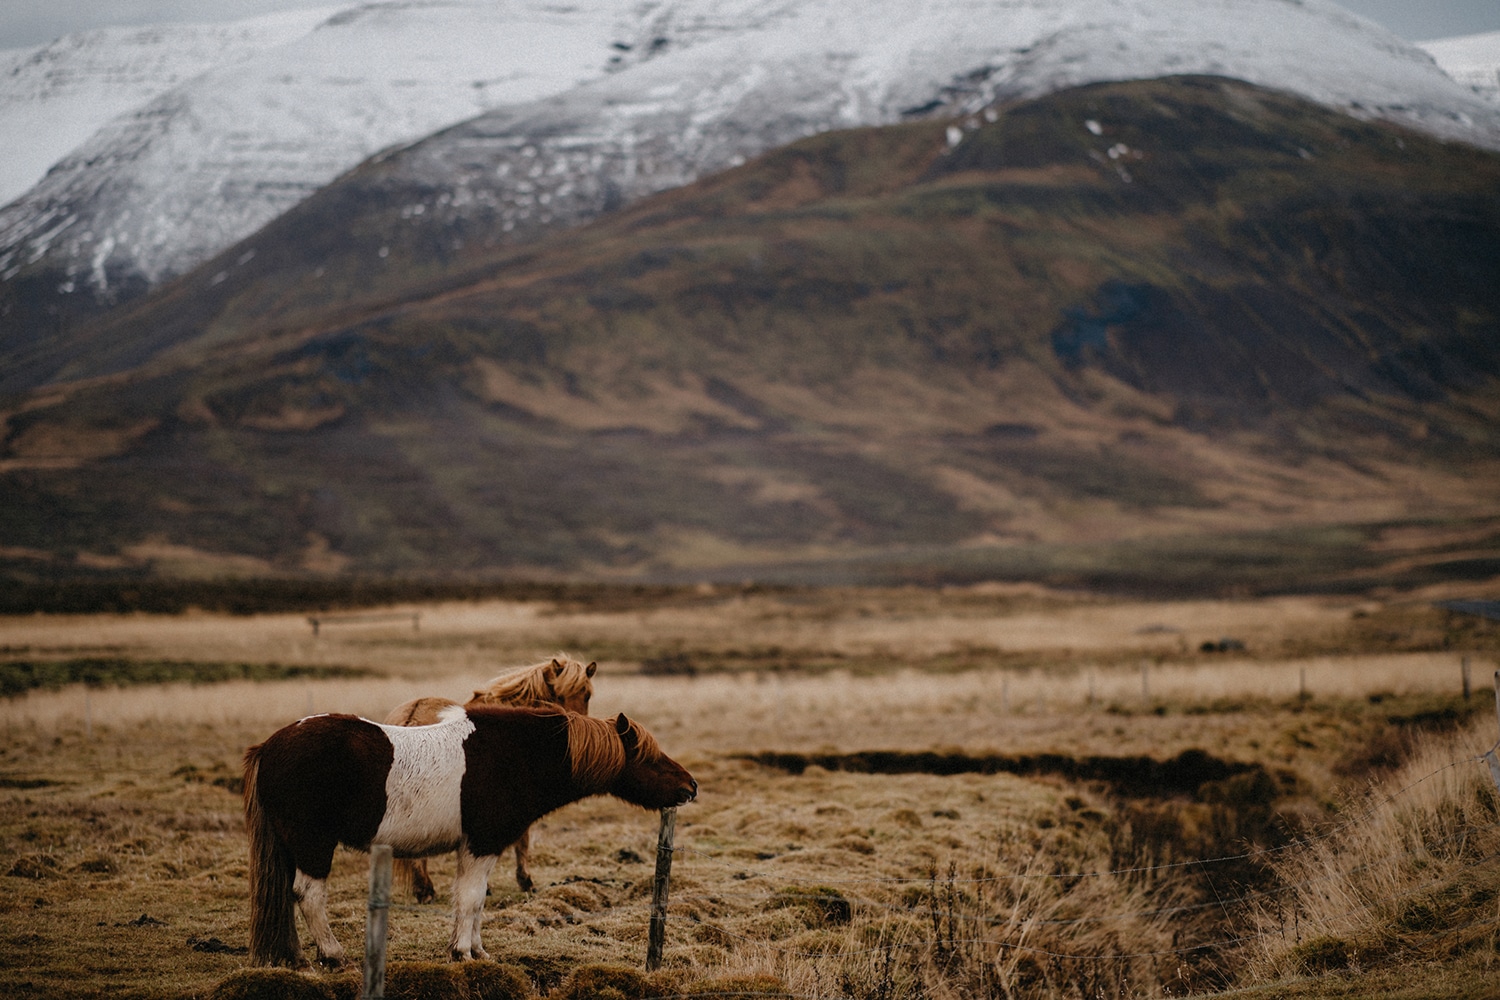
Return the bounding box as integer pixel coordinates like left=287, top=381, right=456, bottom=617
left=2, top=76, right=1499, bottom=589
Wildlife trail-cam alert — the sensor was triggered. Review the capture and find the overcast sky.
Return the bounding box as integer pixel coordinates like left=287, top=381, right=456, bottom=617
left=1, top=0, right=1497, bottom=51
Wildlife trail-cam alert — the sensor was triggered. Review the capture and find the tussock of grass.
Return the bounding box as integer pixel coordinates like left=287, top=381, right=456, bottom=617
left=552, top=964, right=649, bottom=1000
left=382, top=961, right=469, bottom=1000
left=457, top=963, right=533, bottom=1000
left=218, top=962, right=534, bottom=1000
left=1243, top=714, right=1500, bottom=987
left=678, top=973, right=791, bottom=997
left=210, top=968, right=334, bottom=1000
left=767, top=886, right=853, bottom=926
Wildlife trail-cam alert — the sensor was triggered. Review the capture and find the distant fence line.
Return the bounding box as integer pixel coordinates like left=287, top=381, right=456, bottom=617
left=307, top=611, right=421, bottom=636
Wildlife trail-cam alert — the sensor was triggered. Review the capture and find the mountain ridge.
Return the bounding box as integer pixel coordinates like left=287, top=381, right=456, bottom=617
left=4, top=0, right=1500, bottom=390
left=2, top=76, right=1497, bottom=590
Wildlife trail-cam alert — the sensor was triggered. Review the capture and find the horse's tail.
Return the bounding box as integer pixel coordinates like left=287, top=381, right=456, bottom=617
left=243, top=742, right=304, bottom=967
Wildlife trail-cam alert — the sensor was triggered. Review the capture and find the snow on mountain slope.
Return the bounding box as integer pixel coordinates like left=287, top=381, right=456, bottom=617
left=0, top=0, right=673, bottom=300
left=1, top=0, right=1497, bottom=316
left=312, top=0, right=1500, bottom=266
left=1420, top=30, right=1500, bottom=102
left=0, top=9, right=335, bottom=206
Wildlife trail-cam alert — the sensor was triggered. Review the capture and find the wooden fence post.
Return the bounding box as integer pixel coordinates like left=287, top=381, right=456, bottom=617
left=1486, top=671, right=1500, bottom=797
left=1462, top=656, right=1472, bottom=700
left=363, top=845, right=393, bottom=1000
left=646, top=807, right=678, bottom=971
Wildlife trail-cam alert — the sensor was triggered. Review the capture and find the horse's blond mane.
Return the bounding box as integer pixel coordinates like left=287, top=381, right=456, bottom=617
left=566, top=713, right=662, bottom=791
left=468, top=655, right=592, bottom=707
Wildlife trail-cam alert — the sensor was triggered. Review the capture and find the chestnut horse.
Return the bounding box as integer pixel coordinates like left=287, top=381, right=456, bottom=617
left=384, top=656, right=596, bottom=897
left=243, top=704, right=694, bottom=967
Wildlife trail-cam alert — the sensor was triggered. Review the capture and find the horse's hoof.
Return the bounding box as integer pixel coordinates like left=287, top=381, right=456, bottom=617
left=516, top=877, right=534, bottom=893
left=317, top=955, right=345, bottom=970
left=414, top=888, right=436, bottom=904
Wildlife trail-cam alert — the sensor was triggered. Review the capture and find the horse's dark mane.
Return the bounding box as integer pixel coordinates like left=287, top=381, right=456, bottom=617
left=572, top=713, right=663, bottom=788
left=463, top=705, right=658, bottom=791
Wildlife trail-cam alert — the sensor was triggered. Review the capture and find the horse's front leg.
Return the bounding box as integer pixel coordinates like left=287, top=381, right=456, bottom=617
left=293, top=870, right=346, bottom=967
left=512, top=825, right=534, bottom=892
left=448, top=845, right=497, bottom=961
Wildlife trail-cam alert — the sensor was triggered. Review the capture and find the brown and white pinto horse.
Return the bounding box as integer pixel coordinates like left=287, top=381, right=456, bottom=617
left=383, top=656, right=596, bottom=897
left=242, top=704, right=694, bottom=967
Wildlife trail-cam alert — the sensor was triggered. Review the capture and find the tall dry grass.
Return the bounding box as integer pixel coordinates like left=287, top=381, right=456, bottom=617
left=2, top=652, right=1479, bottom=754
left=1246, top=711, right=1500, bottom=981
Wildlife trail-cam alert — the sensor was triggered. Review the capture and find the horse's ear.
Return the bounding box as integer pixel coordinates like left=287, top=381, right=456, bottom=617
left=585, top=661, right=598, bottom=678
left=615, top=713, right=639, bottom=758
left=545, top=659, right=562, bottom=681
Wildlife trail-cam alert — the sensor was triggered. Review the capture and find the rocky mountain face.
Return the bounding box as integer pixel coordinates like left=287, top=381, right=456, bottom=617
left=2, top=77, right=1497, bottom=590
left=3, top=0, right=1499, bottom=393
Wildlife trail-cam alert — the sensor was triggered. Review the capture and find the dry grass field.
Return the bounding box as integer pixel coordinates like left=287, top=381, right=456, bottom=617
left=2, top=584, right=1498, bottom=999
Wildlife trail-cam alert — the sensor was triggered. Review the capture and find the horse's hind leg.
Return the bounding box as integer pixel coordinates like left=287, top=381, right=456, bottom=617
left=293, top=870, right=347, bottom=967
left=405, top=857, right=437, bottom=903
left=512, top=826, right=534, bottom=892
left=448, top=845, right=497, bottom=961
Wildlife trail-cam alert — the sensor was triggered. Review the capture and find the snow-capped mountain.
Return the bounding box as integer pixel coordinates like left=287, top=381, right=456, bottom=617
left=378, top=0, right=1500, bottom=257
left=2, top=0, right=1498, bottom=322
left=0, top=0, right=662, bottom=301
left=1420, top=30, right=1500, bottom=102
left=0, top=9, right=336, bottom=207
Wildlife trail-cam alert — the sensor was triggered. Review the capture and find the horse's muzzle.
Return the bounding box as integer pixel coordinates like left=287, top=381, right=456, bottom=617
left=676, top=779, right=698, bottom=805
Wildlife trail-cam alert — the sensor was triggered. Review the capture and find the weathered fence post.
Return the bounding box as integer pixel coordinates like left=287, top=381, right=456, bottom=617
left=362, top=845, right=393, bottom=1000
left=1486, top=671, right=1500, bottom=797
left=1462, top=656, right=1472, bottom=700
left=645, top=807, right=677, bottom=971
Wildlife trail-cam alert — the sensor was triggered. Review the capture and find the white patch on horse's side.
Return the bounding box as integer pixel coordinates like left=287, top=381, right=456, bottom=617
left=436, top=702, right=468, bottom=724
left=373, top=713, right=475, bottom=856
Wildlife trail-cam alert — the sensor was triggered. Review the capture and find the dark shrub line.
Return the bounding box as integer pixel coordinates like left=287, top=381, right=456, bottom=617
left=0, top=658, right=374, bottom=697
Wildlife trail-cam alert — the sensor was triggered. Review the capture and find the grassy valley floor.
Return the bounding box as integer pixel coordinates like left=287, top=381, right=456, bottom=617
left=0, top=586, right=1497, bottom=998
